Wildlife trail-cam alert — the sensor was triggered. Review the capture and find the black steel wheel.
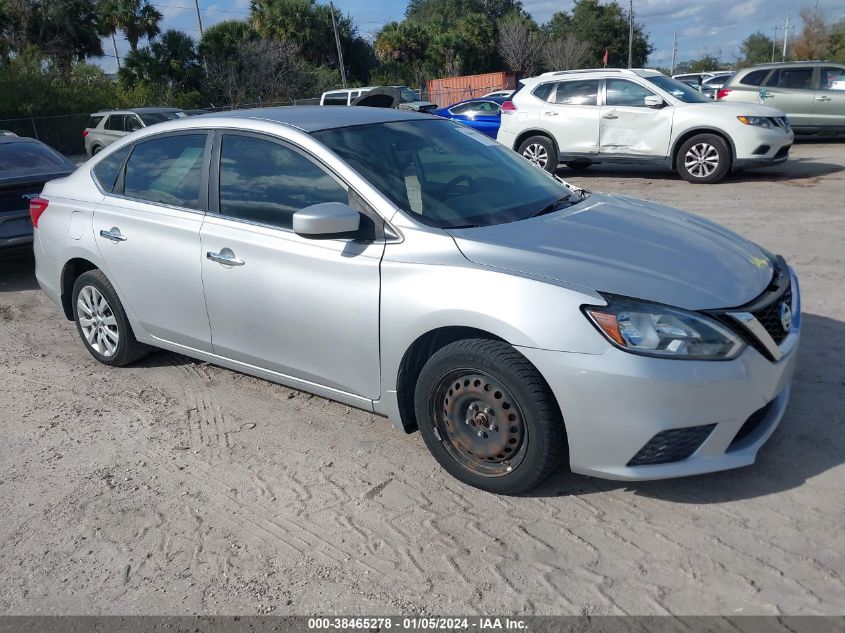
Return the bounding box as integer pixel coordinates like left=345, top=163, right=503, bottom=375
left=415, top=339, right=567, bottom=494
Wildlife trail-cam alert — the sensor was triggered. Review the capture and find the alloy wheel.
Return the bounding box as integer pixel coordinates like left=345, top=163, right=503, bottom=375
left=523, top=143, right=549, bottom=168
left=684, top=142, right=720, bottom=178
left=431, top=370, right=528, bottom=477
left=77, top=285, right=119, bottom=357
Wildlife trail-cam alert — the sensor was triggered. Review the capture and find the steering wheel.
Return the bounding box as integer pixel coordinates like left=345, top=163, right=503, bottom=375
left=444, top=174, right=475, bottom=195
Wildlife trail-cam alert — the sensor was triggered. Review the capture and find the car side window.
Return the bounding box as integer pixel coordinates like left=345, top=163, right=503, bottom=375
left=125, top=116, right=143, bottom=132
left=449, top=103, right=475, bottom=115
left=104, top=115, right=125, bottom=132
left=605, top=79, right=655, bottom=107
left=766, top=68, right=813, bottom=89
left=739, top=70, right=769, bottom=86
left=218, top=134, right=349, bottom=231
left=123, top=134, right=207, bottom=209
left=554, top=80, right=599, bottom=106
left=93, top=144, right=131, bottom=192
left=531, top=82, right=555, bottom=102
left=820, top=67, right=845, bottom=90
left=323, top=94, right=348, bottom=106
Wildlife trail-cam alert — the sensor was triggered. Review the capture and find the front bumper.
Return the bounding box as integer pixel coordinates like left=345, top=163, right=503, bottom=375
left=517, top=276, right=801, bottom=481
left=732, top=124, right=793, bottom=170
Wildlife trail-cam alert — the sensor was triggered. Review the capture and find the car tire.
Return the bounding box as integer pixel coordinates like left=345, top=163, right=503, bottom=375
left=518, top=136, right=557, bottom=173
left=676, top=134, right=731, bottom=184
left=72, top=269, right=148, bottom=367
left=414, top=338, right=567, bottom=495
left=565, top=161, right=592, bottom=170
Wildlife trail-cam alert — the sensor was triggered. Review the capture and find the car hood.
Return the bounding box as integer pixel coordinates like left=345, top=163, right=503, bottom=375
left=446, top=193, right=774, bottom=310
left=684, top=100, right=786, bottom=118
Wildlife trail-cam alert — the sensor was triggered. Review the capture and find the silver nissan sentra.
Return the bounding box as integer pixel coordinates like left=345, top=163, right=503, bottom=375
left=32, top=107, right=800, bottom=494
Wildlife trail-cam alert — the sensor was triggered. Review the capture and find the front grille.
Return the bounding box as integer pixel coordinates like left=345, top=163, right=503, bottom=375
left=728, top=401, right=774, bottom=451
left=752, top=285, right=792, bottom=345
left=627, top=424, right=716, bottom=467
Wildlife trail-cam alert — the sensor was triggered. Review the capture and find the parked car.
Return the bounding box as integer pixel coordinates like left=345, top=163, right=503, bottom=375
left=321, top=86, right=438, bottom=112
left=497, top=68, right=793, bottom=183
left=1, top=136, right=75, bottom=251
left=700, top=73, right=734, bottom=99
left=33, top=106, right=800, bottom=493
left=718, top=62, right=845, bottom=133
left=433, top=97, right=507, bottom=137
left=183, top=108, right=211, bottom=116
left=83, top=107, right=187, bottom=156
left=672, top=71, right=731, bottom=91
left=482, top=89, right=514, bottom=99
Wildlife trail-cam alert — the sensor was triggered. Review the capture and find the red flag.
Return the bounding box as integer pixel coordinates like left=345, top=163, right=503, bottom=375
left=602, top=49, right=609, bottom=67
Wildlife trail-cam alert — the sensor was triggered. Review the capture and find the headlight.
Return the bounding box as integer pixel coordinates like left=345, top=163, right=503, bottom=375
left=583, top=295, right=745, bottom=360
left=737, top=115, right=774, bottom=129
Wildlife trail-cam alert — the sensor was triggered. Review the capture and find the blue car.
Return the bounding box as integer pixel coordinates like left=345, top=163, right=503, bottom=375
left=433, top=97, right=508, bottom=138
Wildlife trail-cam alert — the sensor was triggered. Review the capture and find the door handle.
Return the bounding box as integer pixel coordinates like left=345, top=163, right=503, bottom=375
left=207, top=249, right=245, bottom=266
left=99, top=228, right=126, bottom=242
left=602, top=113, right=619, bottom=119
left=816, top=95, right=832, bottom=102
left=544, top=111, right=559, bottom=116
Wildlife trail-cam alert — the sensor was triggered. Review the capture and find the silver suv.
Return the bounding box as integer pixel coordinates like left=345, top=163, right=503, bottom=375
left=718, top=62, right=845, bottom=133
left=84, top=108, right=186, bottom=156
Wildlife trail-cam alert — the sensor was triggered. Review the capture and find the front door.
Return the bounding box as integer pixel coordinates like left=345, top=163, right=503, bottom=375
left=93, top=131, right=212, bottom=351
left=599, top=78, right=674, bottom=157
left=541, top=79, right=601, bottom=155
left=200, top=132, right=383, bottom=399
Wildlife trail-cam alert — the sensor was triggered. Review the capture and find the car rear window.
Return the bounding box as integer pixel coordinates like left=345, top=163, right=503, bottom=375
left=323, top=94, right=348, bottom=106
left=739, top=70, right=769, bottom=86
left=87, top=115, right=104, bottom=129
left=0, top=141, right=69, bottom=176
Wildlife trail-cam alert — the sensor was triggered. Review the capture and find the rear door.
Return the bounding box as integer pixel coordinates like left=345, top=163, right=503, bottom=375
left=540, top=79, right=601, bottom=155
left=814, top=65, right=845, bottom=129
left=760, top=66, right=815, bottom=126
left=599, top=78, right=673, bottom=158
left=102, top=114, right=128, bottom=145
left=93, top=131, right=212, bottom=351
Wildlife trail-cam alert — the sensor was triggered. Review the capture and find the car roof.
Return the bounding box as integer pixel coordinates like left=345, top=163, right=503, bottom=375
left=526, top=68, right=663, bottom=84
left=92, top=107, right=183, bottom=115
left=737, top=61, right=842, bottom=72
left=0, top=135, right=43, bottom=146
left=197, top=105, right=426, bottom=132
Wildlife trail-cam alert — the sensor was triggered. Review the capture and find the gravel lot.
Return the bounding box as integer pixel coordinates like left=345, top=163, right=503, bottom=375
left=1, top=141, right=844, bottom=616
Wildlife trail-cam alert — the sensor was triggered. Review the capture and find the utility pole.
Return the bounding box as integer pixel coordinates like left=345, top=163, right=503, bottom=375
left=670, top=31, right=677, bottom=74
left=111, top=34, right=121, bottom=69
left=771, top=27, right=778, bottom=62
left=329, top=1, right=347, bottom=89
left=628, top=0, right=634, bottom=69
left=193, top=0, right=203, bottom=35
left=782, top=15, right=790, bottom=62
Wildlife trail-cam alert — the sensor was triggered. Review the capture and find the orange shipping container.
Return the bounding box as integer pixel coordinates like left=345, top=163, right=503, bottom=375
left=427, top=71, right=518, bottom=108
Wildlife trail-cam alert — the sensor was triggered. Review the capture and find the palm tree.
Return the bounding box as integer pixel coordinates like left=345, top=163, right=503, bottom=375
left=98, top=0, right=163, bottom=55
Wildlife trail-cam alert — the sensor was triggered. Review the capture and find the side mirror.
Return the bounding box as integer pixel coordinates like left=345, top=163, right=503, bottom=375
left=644, top=95, right=665, bottom=108
left=293, top=202, right=360, bottom=238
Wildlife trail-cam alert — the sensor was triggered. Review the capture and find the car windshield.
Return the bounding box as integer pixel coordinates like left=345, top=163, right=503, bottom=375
left=312, top=119, right=579, bottom=229
left=398, top=88, right=419, bottom=103
left=139, top=111, right=185, bottom=125
left=646, top=76, right=711, bottom=103
left=0, top=141, right=69, bottom=175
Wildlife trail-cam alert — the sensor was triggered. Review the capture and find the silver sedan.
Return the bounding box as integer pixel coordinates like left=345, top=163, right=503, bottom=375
left=31, top=107, right=800, bottom=494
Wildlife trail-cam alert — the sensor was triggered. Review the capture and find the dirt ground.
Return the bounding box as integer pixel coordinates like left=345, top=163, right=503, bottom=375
left=1, top=141, right=844, bottom=616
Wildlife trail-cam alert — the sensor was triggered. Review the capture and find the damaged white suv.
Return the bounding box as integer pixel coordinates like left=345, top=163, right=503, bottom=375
left=497, top=68, right=794, bottom=183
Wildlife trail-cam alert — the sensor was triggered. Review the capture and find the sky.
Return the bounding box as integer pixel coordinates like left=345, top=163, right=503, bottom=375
left=97, top=0, right=845, bottom=74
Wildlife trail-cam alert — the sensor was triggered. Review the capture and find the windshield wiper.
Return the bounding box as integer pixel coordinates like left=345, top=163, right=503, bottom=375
left=531, top=196, right=574, bottom=218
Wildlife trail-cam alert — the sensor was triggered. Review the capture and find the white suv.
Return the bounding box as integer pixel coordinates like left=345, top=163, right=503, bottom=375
left=497, top=68, right=794, bottom=183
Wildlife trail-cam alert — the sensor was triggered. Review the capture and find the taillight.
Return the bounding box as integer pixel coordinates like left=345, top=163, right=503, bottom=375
left=501, top=101, right=517, bottom=112
left=716, top=88, right=731, bottom=101
left=83, top=130, right=89, bottom=137
left=29, top=197, right=48, bottom=228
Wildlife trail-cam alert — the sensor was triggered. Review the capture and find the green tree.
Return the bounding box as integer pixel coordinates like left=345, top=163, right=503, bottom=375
left=739, top=31, right=774, bottom=65
left=687, top=55, right=721, bottom=72
left=98, top=0, right=163, bottom=52
left=198, top=19, right=257, bottom=64
left=10, top=0, right=105, bottom=69
left=119, top=29, right=202, bottom=97
left=545, top=0, right=653, bottom=68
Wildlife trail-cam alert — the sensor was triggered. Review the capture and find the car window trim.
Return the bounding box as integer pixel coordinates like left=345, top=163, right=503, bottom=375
left=102, top=129, right=212, bottom=215
left=208, top=129, right=389, bottom=243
